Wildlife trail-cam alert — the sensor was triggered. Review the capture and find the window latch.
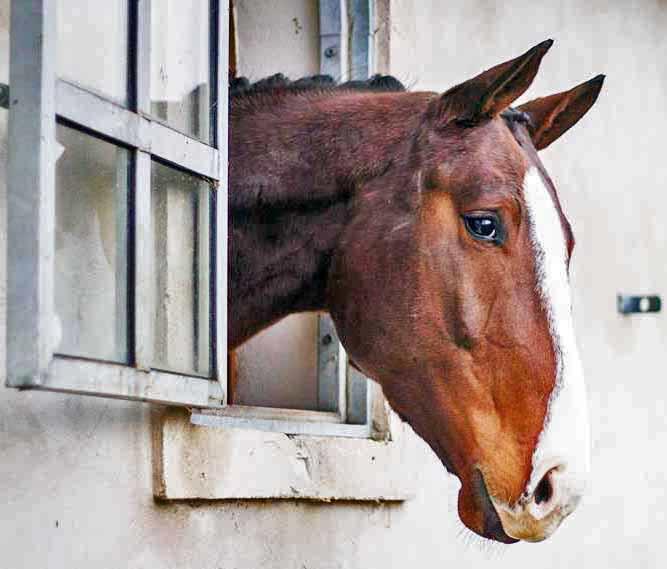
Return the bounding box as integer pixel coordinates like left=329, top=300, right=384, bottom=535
left=0, top=83, right=8, bottom=110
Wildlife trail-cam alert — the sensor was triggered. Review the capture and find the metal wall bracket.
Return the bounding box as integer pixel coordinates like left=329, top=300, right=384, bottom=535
left=617, top=294, right=661, bottom=314
left=0, top=83, right=9, bottom=109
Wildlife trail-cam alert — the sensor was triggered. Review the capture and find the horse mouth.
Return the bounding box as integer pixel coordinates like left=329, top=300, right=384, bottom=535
left=472, top=469, right=519, bottom=544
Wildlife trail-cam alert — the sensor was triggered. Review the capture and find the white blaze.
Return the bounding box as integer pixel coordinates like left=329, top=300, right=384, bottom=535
left=523, top=167, right=590, bottom=510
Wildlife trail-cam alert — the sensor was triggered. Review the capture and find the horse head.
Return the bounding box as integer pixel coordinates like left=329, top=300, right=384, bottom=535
left=328, top=40, right=604, bottom=543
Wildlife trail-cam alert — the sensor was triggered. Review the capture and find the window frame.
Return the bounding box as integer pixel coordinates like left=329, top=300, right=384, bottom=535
left=6, top=0, right=229, bottom=408
left=5, top=0, right=383, bottom=441
left=190, top=0, right=381, bottom=439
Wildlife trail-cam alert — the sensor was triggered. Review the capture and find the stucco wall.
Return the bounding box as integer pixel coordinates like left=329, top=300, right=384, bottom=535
left=2, top=1, right=667, bottom=568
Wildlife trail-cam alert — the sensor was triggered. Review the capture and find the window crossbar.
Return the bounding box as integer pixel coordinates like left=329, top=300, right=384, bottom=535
left=56, top=80, right=220, bottom=181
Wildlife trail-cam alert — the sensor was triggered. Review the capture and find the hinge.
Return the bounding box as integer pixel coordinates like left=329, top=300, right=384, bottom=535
left=0, top=83, right=8, bottom=110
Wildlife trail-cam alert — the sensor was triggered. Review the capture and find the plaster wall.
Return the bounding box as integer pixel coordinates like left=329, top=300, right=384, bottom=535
left=1, top=1, right=667, bottom=568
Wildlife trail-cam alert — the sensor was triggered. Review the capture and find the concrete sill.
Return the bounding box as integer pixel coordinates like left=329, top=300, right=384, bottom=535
left=152, top=407, right=415, bottom=502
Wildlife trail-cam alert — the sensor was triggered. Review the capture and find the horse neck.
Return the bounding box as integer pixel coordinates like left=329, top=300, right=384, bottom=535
left=228, top=90, right=433, bottom=347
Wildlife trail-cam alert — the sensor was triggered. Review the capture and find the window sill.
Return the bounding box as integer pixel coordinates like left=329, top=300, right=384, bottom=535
left=191, top=405, right=371, bottom=438
left=152, top=399, right=415, bottom=502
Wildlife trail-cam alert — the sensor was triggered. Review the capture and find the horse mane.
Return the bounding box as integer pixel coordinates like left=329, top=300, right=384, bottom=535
left=230, top=72, right=529, bottom=129
left=230, top=73, right=406, bottom=100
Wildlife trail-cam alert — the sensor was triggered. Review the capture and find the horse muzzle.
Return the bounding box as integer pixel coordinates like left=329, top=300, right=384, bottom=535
left=489, top=463, right=585, bottom=542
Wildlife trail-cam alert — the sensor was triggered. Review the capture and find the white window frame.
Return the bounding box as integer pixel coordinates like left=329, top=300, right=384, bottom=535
left=6, top=0, right=229, bottom=408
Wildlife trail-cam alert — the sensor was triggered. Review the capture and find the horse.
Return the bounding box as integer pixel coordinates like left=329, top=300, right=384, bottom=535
left=228, top=40, right=604, bottom=543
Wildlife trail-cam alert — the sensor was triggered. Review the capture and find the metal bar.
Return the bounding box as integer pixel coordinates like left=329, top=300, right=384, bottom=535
left=317, top=316, right=341, bottom=413
left=337, top=340, right=348, bottom=421
left=135, top=0, right=152, bottom=113
left=133, top=151, right=153, bottom=370
left=0, top=82, right=9, bottom=109
left=319, top=0, right=342, bottom=79
left=214, top=0, right=230, bottom=399
left=127, top=0, right=138, bottom=109
left=209, top=0, right=219, bottom=147
left=7, top=0, right=57, bottom=387
left=191, top=412, right=371, bottom=439
left=38, top=357, right=224, bottom=407
left=346, top=366, right=370, bottom=425
left=349, top=0, right=370, bottom=80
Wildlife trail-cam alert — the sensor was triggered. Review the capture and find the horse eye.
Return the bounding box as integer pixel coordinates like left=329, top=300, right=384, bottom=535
left=463, top=214, right=503, bottom=244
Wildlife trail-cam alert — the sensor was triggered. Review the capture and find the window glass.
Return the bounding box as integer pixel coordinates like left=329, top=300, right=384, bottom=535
left=55, top=124, right=130, bottom=362
left=151, top=0, right=211, bottom=142
left=152, top=161, right=211, bottom=376
left=57, top=0, right=129, bottom=103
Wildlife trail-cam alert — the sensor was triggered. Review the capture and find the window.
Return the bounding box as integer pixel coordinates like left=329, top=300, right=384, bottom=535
left=5, top=0, right=385, bottom=442
left=6, top=0, right=410, bottom=501
left=6, top=0, right=228, bottom=408
left=190, top=0, right=379, bottom=439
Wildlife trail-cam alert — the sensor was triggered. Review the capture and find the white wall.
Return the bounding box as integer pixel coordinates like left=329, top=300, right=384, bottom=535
left=1, top=1, right=667, bottom=567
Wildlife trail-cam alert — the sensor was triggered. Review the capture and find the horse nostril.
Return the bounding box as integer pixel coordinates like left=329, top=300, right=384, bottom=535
left=534, top=471, right=554, bottom=505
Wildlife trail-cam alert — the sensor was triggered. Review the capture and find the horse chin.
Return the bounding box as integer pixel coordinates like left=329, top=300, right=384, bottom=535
left=413, top=423, right=517, bottom=543
left=458, top=469, right=519, bottom=545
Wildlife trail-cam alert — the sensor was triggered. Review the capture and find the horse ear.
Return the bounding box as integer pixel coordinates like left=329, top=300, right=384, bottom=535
left=438, top=39, right=553, bottom=124
left=517, top=75, right=605, bottom=150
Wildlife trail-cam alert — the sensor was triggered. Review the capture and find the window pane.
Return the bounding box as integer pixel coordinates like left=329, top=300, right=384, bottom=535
left=55, top=124, right=129, bottom=362
left=152, top=162, right=210, bottom=376
left=57, top=0, right=129, bottom=103
left=151, top=1, right=211, bottom=142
